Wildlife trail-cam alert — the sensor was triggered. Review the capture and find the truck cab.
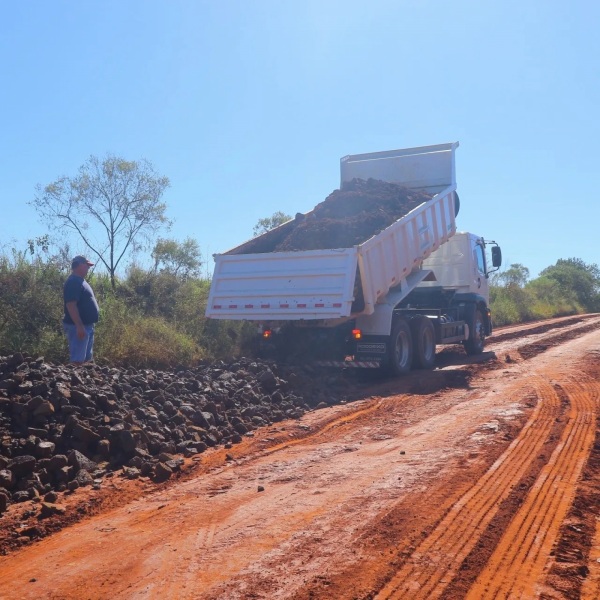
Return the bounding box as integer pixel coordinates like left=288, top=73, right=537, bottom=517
left=419, top=232, right=496, bottom=301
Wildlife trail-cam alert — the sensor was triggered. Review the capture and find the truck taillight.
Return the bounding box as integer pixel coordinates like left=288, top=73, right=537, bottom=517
left=352, top=329, right=362, bottom=340
left=263, top=329, right=272, bottom=339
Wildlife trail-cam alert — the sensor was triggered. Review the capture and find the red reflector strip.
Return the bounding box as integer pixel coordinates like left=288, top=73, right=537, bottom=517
left=280, top=304, right=289, bottom=308
left=315, top=303, right=324, bottom=308
left=333, top=303, right=342, bottom=308
left=261, top=304, right=270, bottom=308
left=298, top=303, right=307, bottom=308
left=229, top=305, right=238, bottom=309
left=213, top=305, right=222, bottom=309
left=245, top=304, right=253, bottom=308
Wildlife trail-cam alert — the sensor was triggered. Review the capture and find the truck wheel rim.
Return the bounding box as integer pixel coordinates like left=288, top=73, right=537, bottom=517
left=475, top=314, right=485, bottom=346
left=423, top=327, right=435, bottom=361
left=395, top=331, right=410, bottom=368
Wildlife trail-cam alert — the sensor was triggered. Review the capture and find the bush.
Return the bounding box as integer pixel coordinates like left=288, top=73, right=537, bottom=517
left=98, top=310, right=200, bottom=369
left=0, top=254, right=65, bottom=357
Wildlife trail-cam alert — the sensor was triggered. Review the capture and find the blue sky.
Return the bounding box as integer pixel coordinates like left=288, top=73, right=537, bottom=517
left=1, top=0, right=598, bottom=278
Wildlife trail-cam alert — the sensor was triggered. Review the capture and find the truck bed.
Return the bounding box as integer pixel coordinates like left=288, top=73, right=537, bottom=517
left=206, top=185, right=457, bottom=321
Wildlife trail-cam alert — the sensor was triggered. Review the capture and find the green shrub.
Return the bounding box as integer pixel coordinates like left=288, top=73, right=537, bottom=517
left=98, top=311, right=200, bottom=369
left=0, top=255, right=64, bottom=356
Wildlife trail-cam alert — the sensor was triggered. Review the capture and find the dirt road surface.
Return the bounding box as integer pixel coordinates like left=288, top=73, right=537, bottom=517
left=1, top=315, right=599, bottom=599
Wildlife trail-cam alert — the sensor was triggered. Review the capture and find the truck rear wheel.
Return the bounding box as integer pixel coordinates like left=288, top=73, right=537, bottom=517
left=464, top=307, right=486, bottom=355
left=411, top=316, right=436, bottom=369
left=388, top=317, right=413, bottom=375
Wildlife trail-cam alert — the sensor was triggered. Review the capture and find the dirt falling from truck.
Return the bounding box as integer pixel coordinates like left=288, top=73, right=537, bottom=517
left=228, top=178, right=434, bottom=254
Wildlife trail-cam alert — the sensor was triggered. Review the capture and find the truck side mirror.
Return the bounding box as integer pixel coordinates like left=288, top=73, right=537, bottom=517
left=491, top=246, right=502, bottom=268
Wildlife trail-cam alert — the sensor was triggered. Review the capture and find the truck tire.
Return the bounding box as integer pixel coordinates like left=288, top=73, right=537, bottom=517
left=454, top=191, right=460, bottom=216
left=464, top=307, right=486, bottom=355
left=388, top=317, right=413, bottom=375
left=411, top=316, right=436, bottom=369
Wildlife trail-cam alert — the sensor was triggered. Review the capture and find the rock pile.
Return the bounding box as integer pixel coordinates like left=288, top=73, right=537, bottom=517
left=229, top=178, right=433, bottom=254
left=0, top=353, right=349, bottom=514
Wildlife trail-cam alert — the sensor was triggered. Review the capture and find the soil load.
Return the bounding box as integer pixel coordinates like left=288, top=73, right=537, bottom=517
left=229, top=178, right=434, bottom=254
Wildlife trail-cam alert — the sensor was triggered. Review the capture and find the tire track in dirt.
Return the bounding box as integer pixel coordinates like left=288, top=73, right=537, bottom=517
left=374, top=375, right=562, bottom=600
left=581, top=518, right=600, bottom=600
left=490, top=315, right=590, bottom=344
left=156, top=519, right=218, bottom=600
left=516, top=319, right=600, bottom=361
left=465, top=375, right=599, bottom=599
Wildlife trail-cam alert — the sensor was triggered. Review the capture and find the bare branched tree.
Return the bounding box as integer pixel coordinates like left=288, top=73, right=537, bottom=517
left=31, top=155, right=171, bottom=288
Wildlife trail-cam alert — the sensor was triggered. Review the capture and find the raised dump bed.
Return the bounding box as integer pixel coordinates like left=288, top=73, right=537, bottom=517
left=206, top=143, right=459, bottom=322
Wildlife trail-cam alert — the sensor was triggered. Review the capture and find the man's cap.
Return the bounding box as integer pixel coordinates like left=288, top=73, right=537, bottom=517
left=71, top=255, right=94, bottom=268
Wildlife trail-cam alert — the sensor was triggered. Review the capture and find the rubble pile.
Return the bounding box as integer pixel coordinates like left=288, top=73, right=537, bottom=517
left=0, top=353, right=349, bottom=514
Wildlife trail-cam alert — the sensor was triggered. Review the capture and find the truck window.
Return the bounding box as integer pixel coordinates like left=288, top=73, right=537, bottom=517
left=475, top=244, right=486, bottom=275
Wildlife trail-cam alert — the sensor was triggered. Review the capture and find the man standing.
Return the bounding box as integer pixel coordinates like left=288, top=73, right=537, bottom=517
left=63, top=255, right=99, bottom=364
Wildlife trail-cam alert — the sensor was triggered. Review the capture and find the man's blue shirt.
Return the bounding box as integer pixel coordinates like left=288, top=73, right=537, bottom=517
left=63, top=274, right=99, bottom=325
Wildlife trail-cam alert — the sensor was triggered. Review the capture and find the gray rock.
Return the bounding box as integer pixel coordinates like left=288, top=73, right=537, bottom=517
left=43, top=491, right=58, bottom=503
left=33, top=400, right=55, bottom=418
left=0, top=490, right=9, bottom=513
left=118, top=430, right=137, bottom=453
left=97, top=439, right=111, bottom=457
left=26, top=396, right=46, bottom=412
left=72, top=423, right=101, bottom=444
left=68, top=450, right=98, bottom=473
left=7, top=455, right=36, bottom=477
left=70, top=389, right=94, bottom=409
left=74, top=469, right=94, bottom=487
left=12, top=490, right=31, bottom=502
left=123, top=467, right=140, bottom=480
left=165, top=459, right=183, bottom=471
left=154, top=462, right=173, bottom=482
left=49, top=454, right=69, bottom=471
left=0, top=469, right=15, bottom=490
left=35, top=441, right=55, bottom=459
left=40, top=502, right=66, bottom=518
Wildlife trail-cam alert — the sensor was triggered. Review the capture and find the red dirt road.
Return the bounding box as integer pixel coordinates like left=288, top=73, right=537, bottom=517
left=1, top=315, right=599, bottom=599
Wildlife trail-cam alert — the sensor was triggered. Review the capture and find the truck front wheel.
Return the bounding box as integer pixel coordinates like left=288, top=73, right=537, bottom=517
left=411, top=316, right=436, bottom=368
left=388, top=317, right=413, bottom=375
left=464, top=307, right=486, bottom=355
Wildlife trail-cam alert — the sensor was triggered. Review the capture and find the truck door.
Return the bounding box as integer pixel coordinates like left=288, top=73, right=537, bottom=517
left=471, top=237, right=489, bottom=299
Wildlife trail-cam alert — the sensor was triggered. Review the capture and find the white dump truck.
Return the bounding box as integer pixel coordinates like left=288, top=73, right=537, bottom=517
left=206, top=142, right=502, bottom=374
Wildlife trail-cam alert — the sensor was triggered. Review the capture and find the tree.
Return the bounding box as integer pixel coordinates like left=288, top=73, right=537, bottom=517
left=151, top=237, right=202, bottom=278
left=540, top=258, right=600, bottom=312
left=492, top=263, right=530, bottom=288
left=31, top=154, right=171, bottom=288
left=489, top=263, right=533, bottom=324
left=253, top=211, right=292, bottom=237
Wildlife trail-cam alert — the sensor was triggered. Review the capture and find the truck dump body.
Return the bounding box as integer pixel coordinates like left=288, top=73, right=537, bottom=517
left=206, top=143, right=459, bottom=321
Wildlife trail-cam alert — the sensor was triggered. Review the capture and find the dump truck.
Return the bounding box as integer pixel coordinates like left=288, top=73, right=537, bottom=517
left=206, top=142, right=502, bottom=374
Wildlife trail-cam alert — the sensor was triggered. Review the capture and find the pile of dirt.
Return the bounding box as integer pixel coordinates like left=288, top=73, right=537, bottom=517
left=0, top=353, right=352, bottom=515
left=229, top=178, right=434, bottom=254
